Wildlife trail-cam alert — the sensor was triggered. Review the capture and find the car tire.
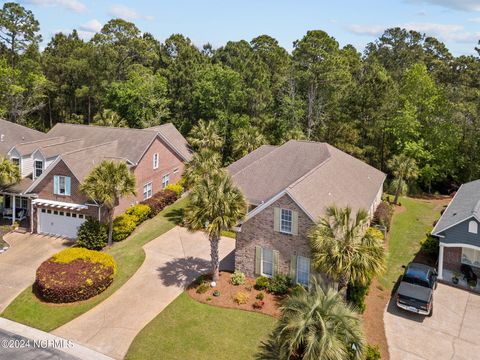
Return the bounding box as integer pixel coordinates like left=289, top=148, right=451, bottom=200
left=428, top=305, right=433, bottom=317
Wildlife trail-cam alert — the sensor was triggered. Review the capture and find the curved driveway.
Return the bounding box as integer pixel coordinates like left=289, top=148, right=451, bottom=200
left=53, top=226, right=235, bottom=360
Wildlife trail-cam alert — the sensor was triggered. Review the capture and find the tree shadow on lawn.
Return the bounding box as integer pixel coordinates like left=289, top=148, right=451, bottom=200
left=157, top=256, right=210, bottom=287
left=163, top=207, right=184, bottom=226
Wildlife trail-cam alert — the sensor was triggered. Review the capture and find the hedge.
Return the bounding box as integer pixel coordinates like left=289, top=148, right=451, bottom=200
left=141, top=189, right=178, bottom=217
left=35, top=248, right=116, bottom=303
left=165, top=183, right=183, bottom=197
left=125, top=204, right=152, bottom=225
left=112, top=214, right=137, bottom=242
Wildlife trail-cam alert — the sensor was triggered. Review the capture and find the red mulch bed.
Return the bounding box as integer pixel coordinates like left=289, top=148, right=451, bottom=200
left=35, top=259, right=114, bottom=303
left=187, top=271, right=284, bottom=317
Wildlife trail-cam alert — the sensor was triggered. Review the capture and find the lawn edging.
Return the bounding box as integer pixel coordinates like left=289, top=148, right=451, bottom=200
left=0, top=197, right=188, bottom=332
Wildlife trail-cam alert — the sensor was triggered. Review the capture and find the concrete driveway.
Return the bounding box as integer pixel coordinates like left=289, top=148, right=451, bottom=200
left=385, top=283, right=480, bottom=360
left=0, top=232, right=71, bottom=312
left=53, top=226, right=235, bottom=360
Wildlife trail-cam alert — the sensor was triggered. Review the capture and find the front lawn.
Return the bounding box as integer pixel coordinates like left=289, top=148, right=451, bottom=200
left=126, top=292, right=275, bottom=360
left=378, top=196, right=445, bottom=290
left=1, top=197, right=188, bottom=332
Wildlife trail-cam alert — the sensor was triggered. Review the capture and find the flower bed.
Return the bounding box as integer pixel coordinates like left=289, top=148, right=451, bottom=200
left=187, top=271, right=284, bottom=317
left=34, top=248, right=117, bottom=303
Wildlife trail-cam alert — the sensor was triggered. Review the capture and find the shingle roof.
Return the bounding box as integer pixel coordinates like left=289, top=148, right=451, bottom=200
left=228, top=140, right=386, bottom=220
left=147, top=123, right=192, bottom=161
left=13, top=137, right=65, bottom=156
left=38, top=139, right=85, bottom=158
left=0, top=119, right=46, bottom=155
left=432, top=180, right=480, bottom=235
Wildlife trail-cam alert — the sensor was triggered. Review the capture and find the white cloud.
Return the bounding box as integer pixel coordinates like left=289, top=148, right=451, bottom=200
left=22, top=0, right=86, bottom=13
left=79, top=19, right=102, bottom=33
left=469, top=17, right=480, bottom=23
left=347, top=22, right=480, bottom=44
left=108, top=4, right=154, bottom=21
left=405, top=0, right=480, bottom=12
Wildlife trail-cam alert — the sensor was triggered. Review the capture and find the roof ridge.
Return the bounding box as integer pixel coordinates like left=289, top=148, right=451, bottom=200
left=61, top=141, right=118, bottom=157
left=51, top=122, right=164, bottom=134
left=16, top=137, right=63, bottom=146
left=39, top=138, right=83, bottom=149
left=287, top=145, right=332, bottom=189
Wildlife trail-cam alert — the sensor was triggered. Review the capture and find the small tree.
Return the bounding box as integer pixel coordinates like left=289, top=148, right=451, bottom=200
left=0, top=156, right=20, bottom=191
left=184, top=170, right=246, bottom=282
left=80, top=160, right=136, bottom=246
left=388, top=153, right=418, bottom=205
left=187, top=119, right=224, bottom=152
left=309, top=206, right=386, bottom=291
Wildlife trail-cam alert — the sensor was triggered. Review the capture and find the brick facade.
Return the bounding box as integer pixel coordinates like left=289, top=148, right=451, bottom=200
left=235, top=194, right=315, bottom=277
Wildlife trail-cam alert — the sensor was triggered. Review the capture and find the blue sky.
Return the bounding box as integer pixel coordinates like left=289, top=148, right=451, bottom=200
left=8, top=0, right=480, bottom=56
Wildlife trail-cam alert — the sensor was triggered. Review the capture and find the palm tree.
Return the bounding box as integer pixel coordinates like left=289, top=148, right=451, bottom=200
left=309, top=206, right=386, bottom=291
left=93, top=109, right=128, bottom=128
left=184, top=170, right=246, bottom=282
left=80, top=160, right=136, bottom=246
left=232, top=127, right=267, bottom=159
left=257, top=278, right=365, bottom=360
left=388, top=153, right=418, bottom=205
left=188, top=119, right=224, bottom=152
left=0, top=157, right=21, bottom=191
left=183, top=148, right=222, bottom=189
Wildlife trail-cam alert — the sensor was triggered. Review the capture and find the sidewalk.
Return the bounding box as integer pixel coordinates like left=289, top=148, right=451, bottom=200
left=0, top=318, right=113, bottom=360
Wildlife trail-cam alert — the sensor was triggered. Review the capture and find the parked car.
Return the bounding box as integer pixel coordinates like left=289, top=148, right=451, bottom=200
left=396, top=262, right=437, bottom=316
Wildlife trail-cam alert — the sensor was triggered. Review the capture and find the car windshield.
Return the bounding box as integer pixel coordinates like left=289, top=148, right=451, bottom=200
left=403, top=266, right=432, bottom=288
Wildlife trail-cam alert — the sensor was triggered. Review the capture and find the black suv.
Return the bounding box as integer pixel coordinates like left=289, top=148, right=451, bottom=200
left=396, top=263, right=437, bottom=316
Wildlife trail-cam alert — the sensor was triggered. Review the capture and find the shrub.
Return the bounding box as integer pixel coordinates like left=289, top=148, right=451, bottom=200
left=196, top=282, right=209, bottom=294
left=252, top=300, right=265, bottom=309
left=213, top=290, right=220, bottom=297
left=367, top=227, right=384, bottom=241
left=290, top=284, right=306, bottom=297
left=255, top=276, right=270, bottom=290
left=76, top=218, right=108, bottom=250
left=233, top=291, right=249, bottom=305
left=230, top=270, right=246, bottom=285
left=165, top=183, right=183, bottom=197
left=372, top=202, right=394, bottom=230
left=35, top=248, right=116, bottom=303
left=346, top=278, right=372, bottom=313
left=141, top=189, right=178, bottom=217
left=364, top=344, right=381, bottom=360
left=256, top=292, right=264, bottom=301
left=267, top=274, right=291, bottom=295
left=420, top=232, right=439, bottom=257
left=112, top=214, right=137, bottom=242
left=125, top=204, right=151, bottom=225
left=388, top=178, right=408, bottom=197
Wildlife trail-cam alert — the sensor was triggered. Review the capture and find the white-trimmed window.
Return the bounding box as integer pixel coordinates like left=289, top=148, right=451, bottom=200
left=143, top=182, right=153, bottom=200
left=280, top=208, right=293, bottom=234
left=162, top=173, right=170, bottom=188
left=34, top=160, right=43, bottom=178
left=297, top=256, right=310, bottom=287
left=469, top=220, right=478, bottom=234
left=54, top=175, right=71, bottom=196
left=261, top=248, right=274, bottom=277
left=11, top=157, right=19, bottom=169
left=153, top=153, right=159, bottom=169
left=462, top=248, right=480, bottom=267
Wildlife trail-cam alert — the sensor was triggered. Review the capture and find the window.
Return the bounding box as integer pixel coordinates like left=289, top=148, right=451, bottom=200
left=54, top=175, right=71, bottom=196
left=469, top=220, right=478, bottom=234
left=153, top=153, right=159, bottom=169
left=462, top=248, right=480, bottom=267
left=162, top=174, right=170, bottom=188
left=143, top=182, right=153, bottom=199
left=34, top=160, right=43, bottom=178
left=41, top=209, right=46, bottom=213
left=11, top=157, right=19, bottom=169
left=15, top=197, right=28, bottom=209
left=297, top=256, right=310, bottom=287
left=72, top=213, right=77, bottom=218
left=261, top=248, right=274, bottom=277
left=173, top=168, right=179, bottom=174
left=280, top=208, right=293, bottom=234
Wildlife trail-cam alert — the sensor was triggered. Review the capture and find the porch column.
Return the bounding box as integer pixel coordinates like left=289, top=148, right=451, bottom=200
left=438, top=243, right=444, bottom=280
left=11, top=194, right=15, bottom=226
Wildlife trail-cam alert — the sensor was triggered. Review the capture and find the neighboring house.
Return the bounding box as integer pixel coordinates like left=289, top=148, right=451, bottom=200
left=0, top=121, right=191, bottom=239
left=432, top=180, right=480, bottom=290
left=0, top=119, right=46, bottom=155
left=228, top=140, right=386, bottom=286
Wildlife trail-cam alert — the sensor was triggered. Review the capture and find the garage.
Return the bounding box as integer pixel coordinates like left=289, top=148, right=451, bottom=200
left=38, top=208, right=86, bottom=239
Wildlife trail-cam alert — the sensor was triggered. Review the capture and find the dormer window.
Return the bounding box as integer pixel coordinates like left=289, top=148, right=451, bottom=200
left=34, top=160, right=43, bottom=178
left=469, top=220, right=478, bottom=234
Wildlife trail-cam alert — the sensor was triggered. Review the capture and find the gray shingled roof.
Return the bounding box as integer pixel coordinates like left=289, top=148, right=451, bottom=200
left=13, top=137, right=65, bottom=156
left=0, top=119, right=46, bottom=155
left=147, top=123, right=192, bottom=161
left=432, top=180, right=480, bottom=235
left=228, top=140, right=386, bottom=220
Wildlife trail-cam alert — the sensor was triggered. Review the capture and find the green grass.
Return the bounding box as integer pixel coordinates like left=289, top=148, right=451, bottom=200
left=126, top=293, right=275, bottom=360
left=1, top=198, right=188, bottom=332
left=379, top=196, right=443, bottom=290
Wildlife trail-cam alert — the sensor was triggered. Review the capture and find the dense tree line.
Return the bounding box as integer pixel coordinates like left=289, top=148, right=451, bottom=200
left=1, top=2, right=479, bottom=192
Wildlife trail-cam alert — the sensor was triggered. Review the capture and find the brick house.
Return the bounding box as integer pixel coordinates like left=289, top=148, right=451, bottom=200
left=0, top=120, right=191, bottom=238
left=432, top=180, right=480, bottom=291
left=228, top=140, right=385, bottom=286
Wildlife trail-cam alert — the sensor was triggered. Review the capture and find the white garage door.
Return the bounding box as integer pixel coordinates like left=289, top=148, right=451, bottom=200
left=38, top=208, right=86, bottom=239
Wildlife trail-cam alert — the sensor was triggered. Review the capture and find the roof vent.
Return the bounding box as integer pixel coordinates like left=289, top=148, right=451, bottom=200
left=452, top=212, right=457, bottom=216
left=0, top=134, right=4, bottom=142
